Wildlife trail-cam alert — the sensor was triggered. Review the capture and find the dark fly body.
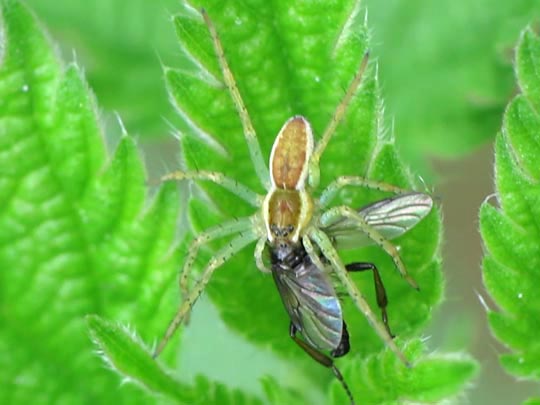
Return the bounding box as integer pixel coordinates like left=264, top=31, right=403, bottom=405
left=270, top=240, right=355, bottom=402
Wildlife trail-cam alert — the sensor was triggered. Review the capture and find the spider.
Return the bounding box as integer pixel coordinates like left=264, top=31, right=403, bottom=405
left=153, top=8, right=433, bottom=398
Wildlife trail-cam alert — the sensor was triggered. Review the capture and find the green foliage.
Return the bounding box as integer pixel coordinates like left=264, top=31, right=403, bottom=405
left=0, top=0, right=479, bottom=403
left=365, top=0, right=540, bottom=170
left=260, top=376, right=305, bottom=404
left=479, top=27, right=540, bottom=393
left=13, top=0, right=538, bottom=171
left=87, top=315, right=264, bottom=404
left=0, top=0, right=183, bottom=402
left=25, top=0, right=181, bottom=138
left=330, top=339, right=477, bottom=404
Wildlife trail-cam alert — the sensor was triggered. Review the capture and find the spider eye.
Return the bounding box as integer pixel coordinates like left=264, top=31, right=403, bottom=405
left=281, top=224, right=295, bottom=237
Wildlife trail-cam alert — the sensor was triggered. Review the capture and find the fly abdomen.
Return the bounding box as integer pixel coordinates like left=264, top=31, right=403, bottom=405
left=331, top=321, right=350, bottom=358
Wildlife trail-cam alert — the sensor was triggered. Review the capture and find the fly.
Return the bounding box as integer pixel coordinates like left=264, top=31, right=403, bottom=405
left=270, top=193, right=432, bottom=404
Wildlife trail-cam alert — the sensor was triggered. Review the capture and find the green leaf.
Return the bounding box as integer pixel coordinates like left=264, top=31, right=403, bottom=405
left=87, top=315, right=264, bottom=405
left=159, top=0, right=476, bottom=402
left=0, top=0, right=182, bottom=402
left=260, top=376, right=305, bottom=404
left=329, top=339, right=478, bottom=405
left=365, top=0, right=540, bottom=169
left=479, top=26, right=540, bottom=393
left=87, top=315, right=194, bottom=403
left=24, top=0, right=181, bottom=138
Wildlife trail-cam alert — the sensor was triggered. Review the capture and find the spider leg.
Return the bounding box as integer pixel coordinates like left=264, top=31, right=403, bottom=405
left=254, top=237, right=271, bottom=273
left=201, top=10, right=270, bottom=190
left=320, top=205, right=419, bottom=290
left=308, top=53, right=370, bottom=188
left=305, top=233, right=394, bottom=337
left=346, top=262, right=393, bottom=337
left=154, top=229, right=258, bottom=358
left=302, top=235, right=326, bottom=272
left=179, top=217, right=254, bottom=301
left=161, top=170, right=263, bottom=207
left=289, top=323, right=355, bottom=405
left=307, top=227, right=410, bottom=367
left=319, top=175, right=409, bottom=208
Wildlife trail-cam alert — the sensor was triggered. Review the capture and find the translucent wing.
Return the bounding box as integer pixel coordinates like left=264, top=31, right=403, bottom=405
left=323, top=192, right=433, bottom=250
left=271, top=257, right=342, bottom=352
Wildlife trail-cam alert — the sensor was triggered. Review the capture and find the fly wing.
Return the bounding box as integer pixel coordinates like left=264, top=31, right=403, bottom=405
left=271, top=259, right=342, bottom=352
left=324, top=192, right=433, bottom=250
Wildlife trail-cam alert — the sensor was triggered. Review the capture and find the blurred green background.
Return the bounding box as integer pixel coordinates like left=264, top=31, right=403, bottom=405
left=21, top=0, right=540, bottom=403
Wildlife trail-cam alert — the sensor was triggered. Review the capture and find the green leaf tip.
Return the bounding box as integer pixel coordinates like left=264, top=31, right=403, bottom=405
left=86, top=315, right=195, bottom=403
left=516, top=27, right=540, bottom=112
left=260, top=375, right=305, bottom=405
left=87, top=314, right=267, bottom=404
left=480, top=24, right=540, bottom=395
left=329, top=338, right=478, bottom=405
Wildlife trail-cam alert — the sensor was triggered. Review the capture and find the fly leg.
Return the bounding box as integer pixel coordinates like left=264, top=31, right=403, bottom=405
left=289, top=323, right=355, bottom=405
left=346, top=262, right=393, bottom=337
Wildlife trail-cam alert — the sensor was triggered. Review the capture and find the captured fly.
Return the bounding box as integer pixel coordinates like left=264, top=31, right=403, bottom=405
left=270, top=193, right=433, bottom=405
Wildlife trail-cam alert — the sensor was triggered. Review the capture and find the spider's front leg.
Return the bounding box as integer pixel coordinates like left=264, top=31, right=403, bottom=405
left=201, top=9, right=269, bottom=189
left=161, top=170, right=263, bottom=207
left=303, top=234, right=393, bottom=336
left=254, top=237, right=271, bottom=273
left=155, top=170, right=264, bottom=356
left=318, top=175, right=410, bottom=208
left=308, top=52, right=370, bottom=189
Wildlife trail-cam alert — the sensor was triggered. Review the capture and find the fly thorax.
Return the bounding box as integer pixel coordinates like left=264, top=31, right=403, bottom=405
left=269, top=239, right=303, bottom=266
left=263, top=115, right=315, bottom=243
